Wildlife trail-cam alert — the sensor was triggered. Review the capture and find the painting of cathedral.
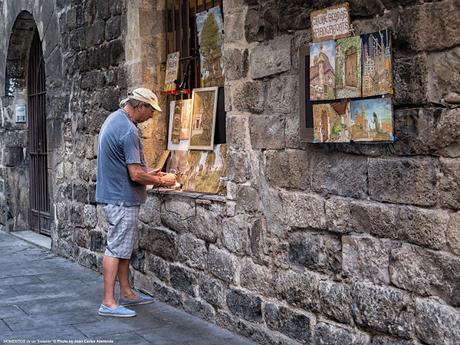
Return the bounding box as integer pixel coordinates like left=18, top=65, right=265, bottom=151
left=313, top=101, right=351, bottom=143
left=362, top=29, right=393, bottom=97
left=351, top=98, right=394, bottom=142
left=310, top=40, right=336, bottom=100
left=336, top=36, right=362, bottom=99
left=189, top=87, right=218, bottom=150
left=196, top=6, right=224, bottom=87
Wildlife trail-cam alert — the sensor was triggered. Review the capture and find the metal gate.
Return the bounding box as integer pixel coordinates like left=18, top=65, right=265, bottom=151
left=28, top=30, right=50, bottom=236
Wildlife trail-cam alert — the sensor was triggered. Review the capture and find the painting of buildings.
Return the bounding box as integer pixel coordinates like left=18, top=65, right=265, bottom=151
left=189, top=87, right=218, bottom=150
left=313, top=101, right=351, bottom=143
left=310, top=40, right=336, bottom=100
left=362, top=29, right=393, bottom=97
left=196, top=6, right=224, bottom=87
left=351, top=98, right=394, bottom=142
left=167, top=99, right=192, bottom=151
left=336, top=36, right=362, bottom=99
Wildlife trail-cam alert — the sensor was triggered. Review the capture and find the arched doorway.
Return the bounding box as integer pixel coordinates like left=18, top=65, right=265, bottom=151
left=27, top=30, right=50, bottom=236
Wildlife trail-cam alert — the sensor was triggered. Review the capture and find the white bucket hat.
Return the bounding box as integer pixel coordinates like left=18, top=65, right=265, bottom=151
left=127, top=88, right=162, bottom=112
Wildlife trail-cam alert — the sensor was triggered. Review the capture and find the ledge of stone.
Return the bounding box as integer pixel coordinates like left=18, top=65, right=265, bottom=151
left=147, top=188, right=227, bottom=204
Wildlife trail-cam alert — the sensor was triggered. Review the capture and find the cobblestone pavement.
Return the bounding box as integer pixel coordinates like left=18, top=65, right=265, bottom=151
left=0, top=231, right=255, bottom=345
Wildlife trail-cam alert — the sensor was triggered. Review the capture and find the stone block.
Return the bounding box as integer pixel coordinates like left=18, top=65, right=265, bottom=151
left=227, top=114, right=249, bottom=150
left=249, top=115, right=286, bottom=150
left=264, top=303, right=313, bottom=343
left=224, top=48, right=248, bottom=81
left=427, top=47, right=460, bottom=103
left=138, top=225, right=177, bottom=261
left=434, top=108, right=460, bottom=158
left=315, top=322, right=370, bottom=345
left=397, top=206, right=449, bottom=250
left=224, top=11, right=245, bottom=43
left=85, top=19, right=105, bottom=47
left=227, top=150, right=251, bottom=184
left=3, top=146, right=24, bottom=167
left=368, top=157, right=438, bottom=207
left=226, top=288, right=262, bottom=322
left=240, top=258, right=271, bottom=295
left=145, top=254, right=170, bottom=282
left=278, top=1, right=310, bottom=32
left=267, top=75, right=297, bottom=114
left=73, top=227, right=89, bottom=248
left=352, top=282, right=414, bottom=338
left=288, top=231, right=341, bottom=274
left=311, top=153, right=368, bottom=199
left=177, top=233, right=207, bottom=270
left=131, top=249, right=145, bottom=272
left=415, top=298, right=460, bottom=345
left=222, top=215, right=251, bottom=255
left=249, top=35, right=291, bottom=79
left=319, top=281, right=353, bottom=325
left=393, top=55, right=428, bottom=105
left=170, top=264, right=197, bottom=296
left=279, top=190, right=326, bottom=229
left=370, top=337, right=418, bottom=345
left=188, top=203, right=224, bottom=243
left=390, top=244, right=460, bottom=306
left=265, top=149, right=312, bottom=190
left=350, top=201, right=399, bottom=239
left=183, top=296, right=215, bottom=323
left=343, top=235, right=391, bottom=285
left=249, top=217, right=268, bottom=264
left=325, top=197, right=353, bottom=234
left=397, top=1, right=460, bottom=51
left=273, top=269, right=319, bottom=312
left=244, top=7, right=263, bottom=43
left=232, top=81, right=265, bottom=114
left=138, top=196, right=161, bottom=225
left=439, top=158, right=460, bottom=209
left=207, top=245, right=238, bottom=283
left=236, top=185, right=260, bottom=214
left=199, top=275, right=226, bottom=308
left=160, top=197, right=193, bottom=232
left=83, top=204, right=97, bottom=228
left=447, top=212, right=460, bottom=256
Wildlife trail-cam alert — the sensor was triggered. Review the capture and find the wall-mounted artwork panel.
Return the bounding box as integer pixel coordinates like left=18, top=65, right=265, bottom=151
left=313, top=101, right=351, bottom=143
left=189, top=87, right=218, bottom=150
left=336, top=36, right=362, bottom=99
left=362, top=29, right=393, bottom=97
left=310, top=40, right=336, bottom=100
left=351, top=97, right=394, bottom=142
left=168, top=99, right=193, bottom=151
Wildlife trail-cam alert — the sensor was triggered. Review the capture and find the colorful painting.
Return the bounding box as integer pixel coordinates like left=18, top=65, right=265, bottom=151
left=351, top=98, right=394, bottom=142
left=189, top=87, right=218, bottom=150
left=336, top=36, right=362, bottom=99
left=196, top=6, right=224, bottom=87
left=164, top=51, right=180, bottom=91
left=362, top=29, right=393, bottom=97
left=168, top=99, right=192, bottom=151
left=154, top=150, right=170, bottom=171
left=310, top=40, right=336, bottom=100
left=313, top=101, right=351, bottom=143
left=182, top=144, right=227, bottom=195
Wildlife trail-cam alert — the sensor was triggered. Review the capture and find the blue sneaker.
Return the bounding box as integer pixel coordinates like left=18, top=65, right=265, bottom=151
left=119, top=292, right=154, bottom=306
left=98, top=304, right=136, bottom=317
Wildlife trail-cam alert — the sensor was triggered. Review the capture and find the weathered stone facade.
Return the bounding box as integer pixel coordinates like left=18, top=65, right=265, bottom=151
left=0, top=0, right=459, bottom=344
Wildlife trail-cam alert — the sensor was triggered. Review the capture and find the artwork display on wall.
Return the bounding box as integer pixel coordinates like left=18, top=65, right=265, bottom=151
left=310, top=40, right=336, bottom=100
left=189, top=87, right=218, bottom=150
left=168, top=99, right=193, bottom=151
left=196, top=6, right=224, bottom=87
left=164, top=52, right=180, bottom=91
left=351, top=97, right=394, bottom=142
left=313, top=101, right=351, bottom=143
left=362, top=29, right=393, bottom=97
left=335, top=36, right=362, bottom=99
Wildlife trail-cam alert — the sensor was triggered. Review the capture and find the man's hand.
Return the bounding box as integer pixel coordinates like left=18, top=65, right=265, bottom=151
left=159, top=173, right=176, bottom=187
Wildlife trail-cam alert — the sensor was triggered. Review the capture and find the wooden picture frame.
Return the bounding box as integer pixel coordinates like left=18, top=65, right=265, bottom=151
left=189, top=87, right=218, bottom=150
left=299, top=45, right=314, bottom=142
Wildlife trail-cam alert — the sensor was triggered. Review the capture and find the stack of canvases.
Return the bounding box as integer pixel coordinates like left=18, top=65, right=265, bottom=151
left=163, top=6, right=226, bottom=194
left=310, top=29, right=394, bottom=143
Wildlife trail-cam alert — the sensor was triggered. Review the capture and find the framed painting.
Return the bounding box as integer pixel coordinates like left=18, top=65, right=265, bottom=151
left=189, top=87, right=218, bottom=150
left=167, top=99, right=193, bottom=151
left=362, top=29, right=393, bottom=97
left=310, top=40, right=336, bottom=100
left=164, top=51, right=180, bottom=91
left=196, top=6, right=224, bottom=87
left=351, top=97, right=394, bottom=142
left=313, top=101, right=351, bottom=143
left=335, top=36, right=362, bottom=99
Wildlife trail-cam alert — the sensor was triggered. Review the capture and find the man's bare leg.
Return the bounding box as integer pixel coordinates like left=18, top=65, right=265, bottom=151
left=118, top=258, right=138, bottom=299
left=102, top=255, right=120, bottom=308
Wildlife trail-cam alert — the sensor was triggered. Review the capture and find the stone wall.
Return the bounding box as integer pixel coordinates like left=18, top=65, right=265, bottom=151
left=0, top=0, right=459, bottom=344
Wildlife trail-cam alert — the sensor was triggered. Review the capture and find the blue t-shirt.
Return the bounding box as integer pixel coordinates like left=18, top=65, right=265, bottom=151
left=96, top=109, right=147, bottom=206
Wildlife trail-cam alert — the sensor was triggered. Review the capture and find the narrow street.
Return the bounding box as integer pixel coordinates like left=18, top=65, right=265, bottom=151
left=0, top=231, right=254, bottom=345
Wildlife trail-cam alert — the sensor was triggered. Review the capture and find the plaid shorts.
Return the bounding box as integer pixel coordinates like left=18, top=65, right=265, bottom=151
left=103, top=204, right=140, bottom=259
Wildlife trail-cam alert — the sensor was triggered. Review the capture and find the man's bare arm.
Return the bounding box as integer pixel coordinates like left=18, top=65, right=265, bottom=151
left=127, top=164, right=176, bottom=186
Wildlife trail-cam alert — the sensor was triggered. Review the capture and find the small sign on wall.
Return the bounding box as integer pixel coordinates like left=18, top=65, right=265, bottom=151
left=15, top=104, right=27, bottom=123
left=311, top=3, right=351, bottom=42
